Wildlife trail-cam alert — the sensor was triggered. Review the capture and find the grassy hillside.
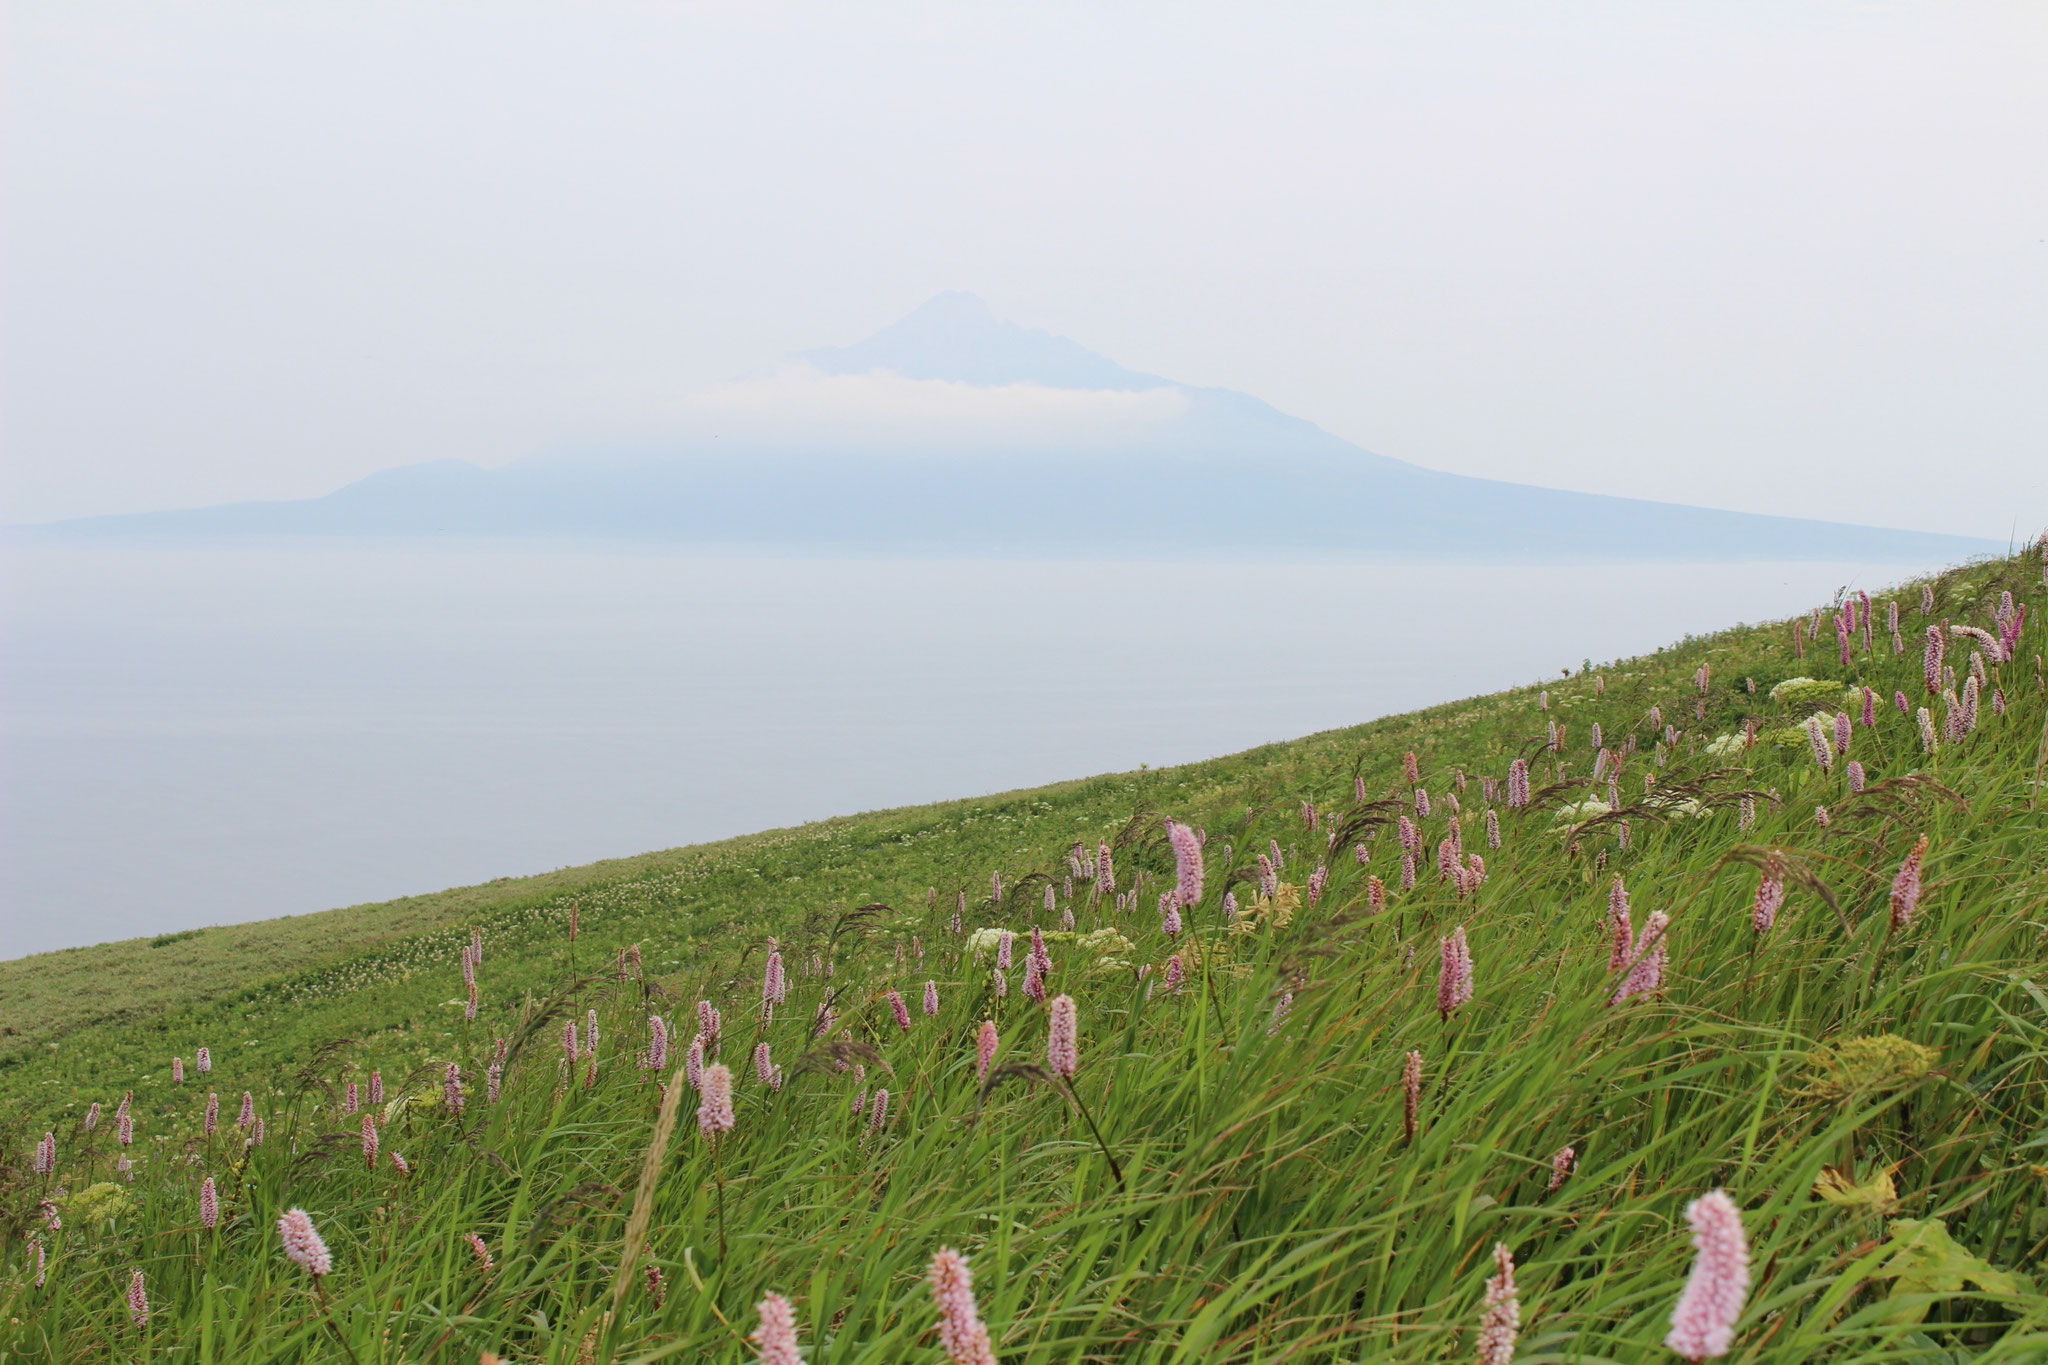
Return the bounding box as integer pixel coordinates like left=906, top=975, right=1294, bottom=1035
left=4, top=547, right=2046, bottom=1363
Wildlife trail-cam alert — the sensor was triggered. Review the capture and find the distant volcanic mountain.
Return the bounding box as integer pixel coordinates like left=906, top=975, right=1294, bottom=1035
left=22, top=293, right=1995, bottom=562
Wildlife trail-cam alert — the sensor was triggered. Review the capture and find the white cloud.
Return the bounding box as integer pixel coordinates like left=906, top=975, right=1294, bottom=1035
left=586, top=365, right=1190, bottom=452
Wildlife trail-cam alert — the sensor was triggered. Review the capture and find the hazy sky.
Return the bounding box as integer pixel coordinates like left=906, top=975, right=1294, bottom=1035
left=5, top=2, right=2044, bottom=538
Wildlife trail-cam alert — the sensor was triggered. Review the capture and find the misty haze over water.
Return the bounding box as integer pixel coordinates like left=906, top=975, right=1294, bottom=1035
left=0, top=543, right=1954, bottom=958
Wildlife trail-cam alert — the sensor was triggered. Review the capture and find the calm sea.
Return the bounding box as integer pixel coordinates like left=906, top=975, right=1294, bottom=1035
left=0, top=544, right=1937, bottom=957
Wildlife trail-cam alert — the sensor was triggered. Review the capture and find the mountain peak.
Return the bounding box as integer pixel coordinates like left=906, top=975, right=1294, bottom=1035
left=801, top=293, right=1171, bottom=392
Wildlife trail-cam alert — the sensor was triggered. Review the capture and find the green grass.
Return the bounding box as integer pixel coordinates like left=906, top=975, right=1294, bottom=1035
left=4, top=548, right=2047, bottom=1363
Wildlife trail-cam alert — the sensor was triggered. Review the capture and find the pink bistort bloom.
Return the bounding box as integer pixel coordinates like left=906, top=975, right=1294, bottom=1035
left=976, top=1019, right=998, bottom=1083
left=928, top=1247, right=999, bottom=1365
left=277, top=1207, right=333, bottom=1278
left=1167, top=818, right=1204, bottom=911
left=1890, top=834, right=1929, bottom=929
left=698, top=1063, right=735, bottom=1138
left=1613, top=911, right=1669, bottom=1004
left=1751, top=862, right=1785, bottom=934
left=1607, top=878, right=1634, bottom=973
left=1803, top=715, right=1832, bottom=774
left=1047, top=994, right=1079, bottom=1077
left=752, top=1291, right=802, bottom=1365
left=1437, top=927, right=1473, bottom=1019
left=1476, top=1243, right=1520, bottom=1365
left=1665, top=1190, right=1749, bottom=1361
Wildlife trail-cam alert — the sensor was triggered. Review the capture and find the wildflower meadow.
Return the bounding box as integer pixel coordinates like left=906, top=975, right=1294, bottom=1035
left=3, top=545, right=2047, bottom=1362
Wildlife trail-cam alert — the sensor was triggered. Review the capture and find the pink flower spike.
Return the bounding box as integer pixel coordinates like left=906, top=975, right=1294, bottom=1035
left=277, top=1207, right=333, bottom=1278
left=868, top=1087, right=889, bottom=1133
left=928, top=1247, right=999, bottom=1365
left=1607, top=878, right=1634, bottom=973
left=1029, top=927, right=1052, bottom=979
left=362, top=1113, right=379, bottom=1170
left=1803, top=715, right=1832, bottom=773
left=200, top=1175, right=219, bottom=1229
left=1890, top=834, right=1929, bottom=929
left=976, top=1019, right=998, bottom=1083
left=923, top=980, right=940, bottom=1017
left=1476, top=1243, right=1519, bottom=1365
left=752, top=1291, right=802, bottom=1365
left=698, top=1063, right=735, bottom=1138
left=1613, top=911, right=1669, bottom=1004
left=1047, top=994, right=1079, bottom=1077
left=887, top=990, right=912, bottom=1031
left=127, top=1268, right=148, bottom=1329
left=1437, top=926, right=1473, bottom=1019
left=1547, top=1144, right=1576, bottom=1191
left=466, top=1232, right=494, bottom=1270
left=1167, top=819, right=1204, bottom=911
left=648, top=1014, right=669, bottom=1071
left=1665, top=1190, right=1750, bottom=1361
left=1751, top=862, right=1785, bottom=934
